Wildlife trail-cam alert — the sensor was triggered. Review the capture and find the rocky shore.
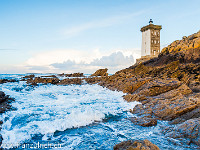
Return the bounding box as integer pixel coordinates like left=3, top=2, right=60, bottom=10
left=85, top=31, right=200, bottom=149
left=0, top=91, right=15, bottom=145
left=4, top=31, right=199, bottom=149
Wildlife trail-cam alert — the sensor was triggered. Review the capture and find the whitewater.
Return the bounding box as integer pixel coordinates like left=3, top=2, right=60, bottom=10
left=0, top=74, right=194, bottom=149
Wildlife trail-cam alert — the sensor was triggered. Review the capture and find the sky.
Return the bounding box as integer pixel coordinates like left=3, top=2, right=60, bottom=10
left=0, top=0, right=200, bottom=74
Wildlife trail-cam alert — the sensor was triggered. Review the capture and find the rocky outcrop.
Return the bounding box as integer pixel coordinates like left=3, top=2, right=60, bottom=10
left=0, top=79, right=18, bottom=84
left=0, top=91, right=15, bottom=145
left=58, top=72, right=84, bottom=77
left=27, top=77, right=60, bottom=85
left=161, top=31, right=200, bottom=63
left=57, top=78, right=82, bottom=85
left=91, top=68, right=108, bottom=77
left=164, top=117, right=200, bottom=146
left=113, top=140, right=160, bottom=150
left=23, top=74, right=35, bottom=79
left=0, top=91, right=14, bottom=113
left=84, top=31, right=200, bottom=148
left=41, top=75, right=57, bottom=78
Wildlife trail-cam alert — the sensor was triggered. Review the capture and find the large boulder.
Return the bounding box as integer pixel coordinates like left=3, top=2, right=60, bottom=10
left=57, top=73, right=84, bottom=77
left=57, top=78, right=82, bottom=85
left=65, top=73, right=84, bottom=77
left=0, top=79, right=18, bottom=84
left=165, top=117, right=200, bottom=146
left=113, top=139, right=160, bottom=150
left=0, top=91, right=14, bottom=113
left=27, top=77, right=60, bottom=85
left=130, top=84, right=196, bottom=127
left=91, top=68, right=108, bottom=77
left=130, top=116, right=157, bottom=127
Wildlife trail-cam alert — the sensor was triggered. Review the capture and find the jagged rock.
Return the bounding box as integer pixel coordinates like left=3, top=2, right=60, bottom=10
left=91, top=68, right=108, bottom=77
left=57, top=78, right=82, bottom=85
left=122, top=78, right=152, bottom=94
left=0, top=92, right=14, bottom=147
left=130, top=116, right=157, bottom=127
left=57, top=73, right=65, bottom=76
left=23, top=74, right=35, bottom=79
left=57, top=72, right=84, bottom=77
left=152, top=93, right=199, bottom=121
left=134, top=78, right=182, bottom=97
left=165, top=117, right=200, bottom=146
left=27, top=77, right=60, bottom=85
left=123, top=94, right=147, bottom=103
left=131, top=84, right=195, bottom=122
left=65, top=73, right=84, bottom=77
left=85, top=77, right=103, bottom=84
left=77, top=30, right=200, bottom=147
left=0, top=79, right=18, bottom=84
left=0, top=91, right=14, bottom=113
left=0, top=134, right=2, bottom=147
left=113, top=139, right=160, bottom=150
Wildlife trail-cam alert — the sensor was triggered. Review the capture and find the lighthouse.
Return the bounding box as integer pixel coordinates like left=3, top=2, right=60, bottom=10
left=140, top=19, right=162, bottom=57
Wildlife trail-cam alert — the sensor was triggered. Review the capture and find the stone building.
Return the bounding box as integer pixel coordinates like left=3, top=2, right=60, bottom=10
left=140, top=19, right=162, bottom=57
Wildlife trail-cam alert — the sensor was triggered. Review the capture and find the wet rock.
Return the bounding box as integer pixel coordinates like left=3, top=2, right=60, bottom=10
left=0, top=134, right=2, bottom=147
left=77, top=30, right=200, bottom=147
left=85, top=77, right=103, bottom=84
left=130, top=84, right=196, bottom=122
left=58, top=73, right=84, bottom=77
left=189, top=80, right=200, bottom=93
left=123, top=94, right=147, bottom=103
left=23, top=74, right=35, bottom=79
left=57, top=78, right=82, bottom=85
left=0, top=79, right=18, bottom=84
left=41, top=75, right=57, bottom=78
left=27, top=77, right=60, bottom=85
left=57, top=73, right=65, bottom=76
left=113, top=139, right=160, bottom=150
left=21, top=74, right=35, bottom=81
left=152, top=93, right=199, bottom=121
left=91, top=68, right=108, bottom=77
left=165, top=118, right=200, bottom=146
left=130, top=116, right=157, bottom=127
left=65, top=73, right=84, bottom=77
left=0, top=91, right=14, bottom=113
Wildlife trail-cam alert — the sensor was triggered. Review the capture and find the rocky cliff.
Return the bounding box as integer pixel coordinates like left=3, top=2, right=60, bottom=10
left=86, top=31, right=200, bottom=149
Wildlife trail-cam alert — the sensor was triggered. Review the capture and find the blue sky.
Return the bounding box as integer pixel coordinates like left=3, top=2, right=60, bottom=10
left=0, top=0, right=200, bottom=73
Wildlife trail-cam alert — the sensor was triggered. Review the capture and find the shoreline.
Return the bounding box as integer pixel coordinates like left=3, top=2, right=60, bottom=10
left=0, top=31, right=199, bottom=149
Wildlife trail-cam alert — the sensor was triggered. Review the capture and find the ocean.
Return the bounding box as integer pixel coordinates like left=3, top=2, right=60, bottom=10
left=0, top=74, right=195, bottom=150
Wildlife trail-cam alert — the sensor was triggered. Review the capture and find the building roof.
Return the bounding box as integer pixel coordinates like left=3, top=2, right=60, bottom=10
left=140, top=24, right=162, bottom=32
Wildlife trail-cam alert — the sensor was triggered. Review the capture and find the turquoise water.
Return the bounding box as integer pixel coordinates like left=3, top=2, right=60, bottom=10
left=0, top=74, right=196, bottom=150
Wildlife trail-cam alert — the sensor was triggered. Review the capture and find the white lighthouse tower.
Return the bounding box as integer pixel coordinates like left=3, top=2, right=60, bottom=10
left=141, top=19, right=162, bottom=57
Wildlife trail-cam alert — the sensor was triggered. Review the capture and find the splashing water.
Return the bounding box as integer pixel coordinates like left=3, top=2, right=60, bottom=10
left=0, top=75, right=196, bottom=149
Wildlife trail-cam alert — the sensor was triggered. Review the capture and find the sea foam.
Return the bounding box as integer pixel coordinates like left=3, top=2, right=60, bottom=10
left=0, top=82, right=139, bottom=147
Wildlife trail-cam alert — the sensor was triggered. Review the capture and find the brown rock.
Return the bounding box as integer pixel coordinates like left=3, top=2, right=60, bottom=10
left=0, top=91, right=14, bottom=113
left=91, top=68, right=108, bottom=77
left=152, top=93, right=199, bottom=121
left=27, top=77, right=60, bottom=85
left=130, top=116, right=157, bottom=127
left=57, top=78, right=82, bottom=85
left=113, top=139, right=160, bottom=150
left=65, top=73, right=84, bottom=77
left=165, top=117, right=200, bottom=146
left=0, top=79, right=18, bottom=84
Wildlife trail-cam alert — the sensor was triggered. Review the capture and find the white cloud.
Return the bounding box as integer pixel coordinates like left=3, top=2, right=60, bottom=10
left=51, top=51, right=137, bottom=73
left=0, top=48, right=141, bottom=74
left=25, top=49, right=102, bottom=66
left=28, top=49, right=140, bottom=73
